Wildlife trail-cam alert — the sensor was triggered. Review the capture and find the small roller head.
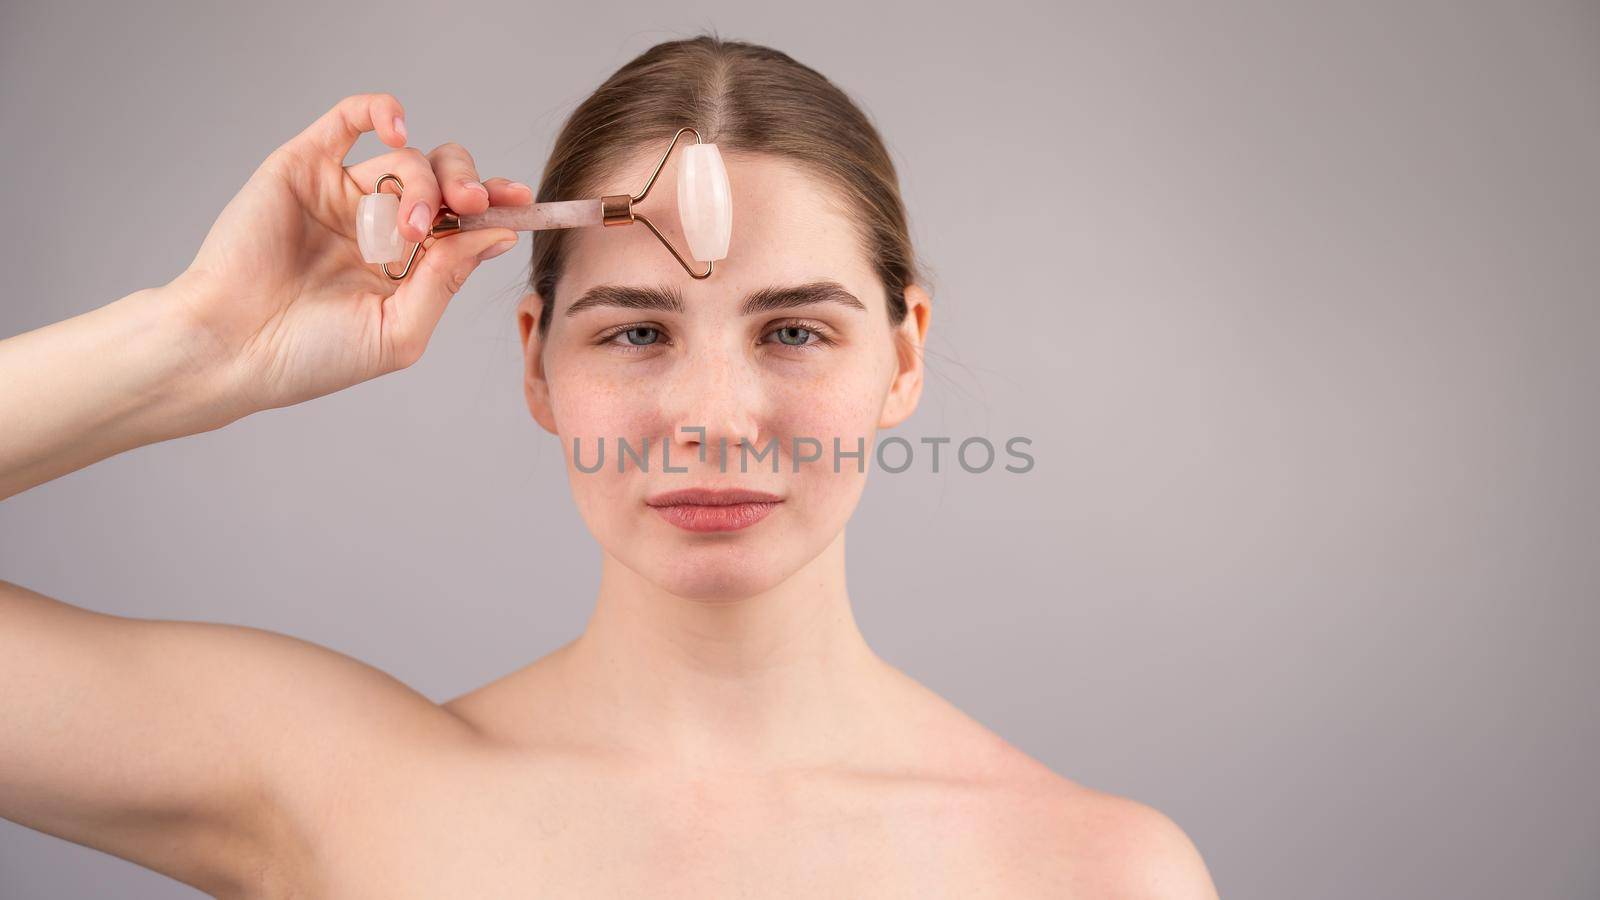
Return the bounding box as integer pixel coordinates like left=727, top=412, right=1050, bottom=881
left=677, top=143, right=732, bottom=263
left=356, top=191, right=405, bottom=264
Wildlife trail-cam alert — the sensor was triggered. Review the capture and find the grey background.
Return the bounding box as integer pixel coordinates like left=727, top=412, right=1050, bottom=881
left=2, top=1, right=1597, bottom=897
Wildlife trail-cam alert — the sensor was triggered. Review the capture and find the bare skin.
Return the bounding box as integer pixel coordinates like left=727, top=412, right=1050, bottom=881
left=0, top=94, right=1219, bottom=898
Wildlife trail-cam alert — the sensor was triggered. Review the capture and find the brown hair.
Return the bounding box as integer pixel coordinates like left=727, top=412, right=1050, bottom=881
left=529, top=31, right=928, bottom=337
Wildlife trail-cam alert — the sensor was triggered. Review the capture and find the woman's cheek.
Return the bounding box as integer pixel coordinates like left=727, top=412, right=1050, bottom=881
left=551, top=370, right=662, bottom=519
left=551, top=364, right=664, bottom=446
left=555, top=407, right=656, bottom=549
left=775, top=372, right=883, bottom=480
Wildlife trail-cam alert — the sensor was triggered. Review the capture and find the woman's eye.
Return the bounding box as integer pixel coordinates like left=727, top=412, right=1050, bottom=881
left=763, top=323, right=829, bottom=350
left=608, top=326, right=661, bottom=348
left=773, top=326, right=813, bottom=346
left=602, top=323, right=828, bottom=353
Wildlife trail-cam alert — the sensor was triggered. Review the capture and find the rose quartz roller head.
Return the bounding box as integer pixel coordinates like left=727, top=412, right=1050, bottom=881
left=356, top=127, right=732, bottom=281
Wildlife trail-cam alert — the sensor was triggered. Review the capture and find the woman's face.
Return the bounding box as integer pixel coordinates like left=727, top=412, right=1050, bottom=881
left=517, top=152, right=928, bottom=601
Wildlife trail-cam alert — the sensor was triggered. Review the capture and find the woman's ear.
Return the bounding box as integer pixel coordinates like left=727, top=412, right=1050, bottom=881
left=879, top=282, right=931, bottom=429
left=517, top=291, right=559, bottom=435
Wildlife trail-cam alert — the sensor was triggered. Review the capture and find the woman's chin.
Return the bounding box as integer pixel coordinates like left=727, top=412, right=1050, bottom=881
left=587, top=503, right=834, bottom=601
left=607, top=535, right=792, bottom=602
left=656, top=550, right=791, bottom=602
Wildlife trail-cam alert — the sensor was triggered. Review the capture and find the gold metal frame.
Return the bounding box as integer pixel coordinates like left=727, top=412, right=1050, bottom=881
left=375, top=127, right=713, bottom=282
left=597, top=126, right=712, bottom=280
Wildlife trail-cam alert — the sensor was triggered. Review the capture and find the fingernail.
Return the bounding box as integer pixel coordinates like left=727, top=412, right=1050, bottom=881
left=408, top=202, right=432, bottom=237
left=478, top=239, right=517, bottom=261
left=509, top=181, right=532, bottom=195
left=393, top=115, right=407, bottom=141
left=463, top=180, right=488, bottom=195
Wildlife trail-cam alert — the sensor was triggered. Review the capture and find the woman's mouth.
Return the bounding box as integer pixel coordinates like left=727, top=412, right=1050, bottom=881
left=645, top=488, right=784, bottom=533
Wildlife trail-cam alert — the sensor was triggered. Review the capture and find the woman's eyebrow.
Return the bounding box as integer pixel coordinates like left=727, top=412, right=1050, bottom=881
left=565, top=284, right=684, bottom=317
left=564, top=280, right=866, bottom=318
left=744, top=281, right=866, bottom=315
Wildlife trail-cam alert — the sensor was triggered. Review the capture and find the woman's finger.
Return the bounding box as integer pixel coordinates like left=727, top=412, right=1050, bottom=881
left=285, top=92, right=406, bottom=163
left=381, top=227, right=519, bottom=370
left=346, top=148, right=442, bottom=243
left=482, top=177, right=535, bottom=206
left=427, top=142, right=490, bottom=216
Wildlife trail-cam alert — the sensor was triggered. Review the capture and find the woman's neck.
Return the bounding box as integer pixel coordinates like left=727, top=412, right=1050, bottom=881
left=553, top=528, right=892, bottom=773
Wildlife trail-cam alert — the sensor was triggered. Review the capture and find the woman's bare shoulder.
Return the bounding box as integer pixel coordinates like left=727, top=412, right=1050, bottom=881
left=1013, top=773, right=1221, bottom=899
left=948, top=736, right=1219, bottom=897
left=883, top=670, right=1219, bottom=898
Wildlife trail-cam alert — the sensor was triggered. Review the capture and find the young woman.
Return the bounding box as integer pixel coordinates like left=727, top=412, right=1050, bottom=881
left=0, top=35, right=1219, bottom=898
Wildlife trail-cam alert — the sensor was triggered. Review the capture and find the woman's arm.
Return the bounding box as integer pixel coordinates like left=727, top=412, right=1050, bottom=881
left=0, top=577, right=478, bottom=897
left=0, top=93, right=528, bottom=893
left=0, top=278, right=237, bottom=500
left=2, top=92, right=525, bottom=502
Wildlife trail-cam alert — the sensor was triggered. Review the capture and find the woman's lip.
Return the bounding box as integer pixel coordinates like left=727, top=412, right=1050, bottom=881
left=645, top=489, right=784, bottom=533
left=650, top=501, right=780, bottom=533
left=645, top=488, right=785, bottom=506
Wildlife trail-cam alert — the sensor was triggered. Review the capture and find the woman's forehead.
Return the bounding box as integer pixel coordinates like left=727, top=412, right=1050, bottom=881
left=556, top=152, right=881, bottom=314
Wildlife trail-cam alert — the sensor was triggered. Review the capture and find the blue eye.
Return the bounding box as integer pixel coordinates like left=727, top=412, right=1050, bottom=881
left=598, top=325, right=668, bottom=354
left=599, top=320, right=832, bottom=354
left=773, top=325, right=812, bottom=346
left=762, top=320, right=832, bottom=351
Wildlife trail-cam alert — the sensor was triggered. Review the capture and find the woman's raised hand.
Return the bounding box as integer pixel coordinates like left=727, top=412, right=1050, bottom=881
left=172, top=92, right=530, bottom=418
left=0, top=92, right=536, bottom=499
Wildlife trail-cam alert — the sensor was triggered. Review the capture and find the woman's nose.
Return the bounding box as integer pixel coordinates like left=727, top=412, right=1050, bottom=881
left=660, top=347, right=766, bottom=465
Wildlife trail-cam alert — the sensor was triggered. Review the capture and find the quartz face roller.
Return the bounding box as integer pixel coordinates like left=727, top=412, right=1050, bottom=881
left=355, top=192, right=404, bottom=264
left=457, top=199, right=604, bottom=231
left=354, top=136, right=733, bottom=275
left=677, top=143, right=732, bottom=262
left=355, top=198, right=605, bottom=265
